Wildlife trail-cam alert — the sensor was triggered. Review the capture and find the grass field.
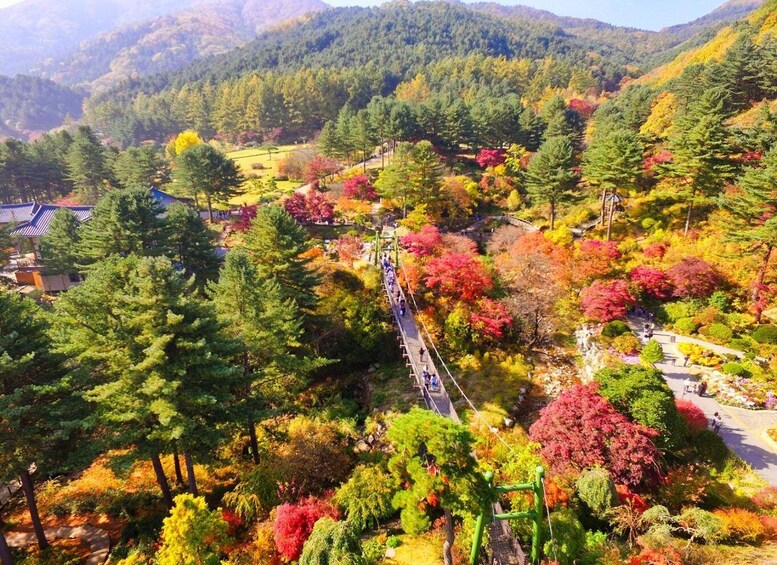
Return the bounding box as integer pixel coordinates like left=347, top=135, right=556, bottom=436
left=225, top=144, right=307, bottom=206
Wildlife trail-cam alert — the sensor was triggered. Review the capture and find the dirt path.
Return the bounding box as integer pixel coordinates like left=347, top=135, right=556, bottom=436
left=6, top=525, right=110, bottom=564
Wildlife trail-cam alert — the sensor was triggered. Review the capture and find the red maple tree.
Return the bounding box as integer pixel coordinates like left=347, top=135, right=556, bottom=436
left=575, top=239, right=622, bottom=280
left=284, top=190, right=335, bottom=224
left=667, top=257, right=723, bottom=298
left=476, top=148, right=506, bottom=168
left=470, top=298, right=513, bottom=340
left=629, top=266, right=674, bottom=300
left=529, top=384, right=660, bottom=486
left=580, top=279, right=635, bottom=322
left=304, top=155, right=340, bottom=184
left=273, top=497, right=339, bottom=561
left=343, top=174, right=378, bottom=200
left=401, top=225, right=443, bottom=257
left=424, top=252, right=493, bottom=301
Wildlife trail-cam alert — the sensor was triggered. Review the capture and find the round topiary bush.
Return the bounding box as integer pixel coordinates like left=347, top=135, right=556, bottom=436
left=602, top=320, right=631, bottom=338
left=674, top=317, right=700, bottom=335
left=752, top=324, right=777, bottom=344
left=721, top=361, right=749, bottom=377
left=702, top=323, right=733, bottom=343
left=576, top=468, right=618, bottom=518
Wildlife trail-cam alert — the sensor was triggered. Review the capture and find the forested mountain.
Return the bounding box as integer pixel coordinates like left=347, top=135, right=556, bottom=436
left=662, top=0, right=764, bottom=38
left=31, top=0, right=329, bottom=90
left=0, top=0, right=197, bottom=76
left=0, top=75, right=84, bottom=140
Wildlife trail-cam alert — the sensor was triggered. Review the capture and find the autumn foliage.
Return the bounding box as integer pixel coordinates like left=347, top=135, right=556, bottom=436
left=630, top=266, right=674, bottom=300
left=575, top=239, right=621, bottom=280
left=675, top=399, right=707, bottom=434
left=667, top=257, right=723, bottom=298
left=469, top=298, right=512, bottom=340
left=476, top=148, right=506, bottom=168
left=529, top=384, right=660, bottom=486
left=284, top=190, right=335, bottom=224
left=273, top=497, right=339, bottom=561
left=401, top=225, right=442, bottom=256
left=580, top=279, right=635, bottom=322
left=424, top=252, right=493, bottom=301
left=343, top=174, right=378, bottom=200
left=304, top=155, right=340, bottom=184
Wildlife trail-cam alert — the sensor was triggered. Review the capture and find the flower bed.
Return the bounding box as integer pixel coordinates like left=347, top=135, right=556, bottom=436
left=677, top=342, right=723, bottom=367
left=702, top=369, right=776, bottom=409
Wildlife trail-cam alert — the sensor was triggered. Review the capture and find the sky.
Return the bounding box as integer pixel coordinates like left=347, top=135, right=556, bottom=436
left=0, top=0, right=731, bottom=31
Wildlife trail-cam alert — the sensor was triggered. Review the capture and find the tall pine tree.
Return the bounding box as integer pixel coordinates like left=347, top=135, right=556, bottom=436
left=66, top=126, right=110, bottom=203
left=39, top=208, right=82, bottom=274
left=525, top=136, right=578, bottom=230
left=164, top=203, right=220, bottom=288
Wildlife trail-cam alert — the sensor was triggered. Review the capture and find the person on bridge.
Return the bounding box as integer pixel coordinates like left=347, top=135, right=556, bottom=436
left=430, top=374, right=439, bottom=391
left=424, top=372, right=431, bottom=389
left=400, top=305, right=406, bottom=317
left=419, top=347, right=426, bottom=360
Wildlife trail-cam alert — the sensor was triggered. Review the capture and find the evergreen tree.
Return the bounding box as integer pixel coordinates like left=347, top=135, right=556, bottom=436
left=53, top=256, right=243, bottom=503
left=517, top=106, right=545, bottom=152
left=241, top=205, right=320, bottom=312
left=0, top=224, right=11, bottom=265
left=525, top=136, right=578, bottom=229
left=0, top=292, right=86, bottom=551
left=208, top=252, right=316, bottom=464
left=582, top=129, right=643, bottom=240
left=164, top=203, right=220, bottom=288
left=156, top=494, right=228, bottom=565
left=113, top=146, right=171, bottom=189
left=66, top=126, right=110, bottom=203
left=79, top=187, right=168, bottom=264
left=407, top=140, right=445, bottom=211
left=299, top=518, right=365, bottom=565
left=318, top=121, right=340, bottom=158
left=719, top=146, right=777, bottom=320
left=39, top=208, right=82, bottom=274
left=375, top=143, right=413, bottom=216
left=175, top=144, right=244, bottom=222
left=717, top=30, right=763, bottom=111
left=665, top=87, right=734, bottom=237
left=541, top=96, right=575, bottom=143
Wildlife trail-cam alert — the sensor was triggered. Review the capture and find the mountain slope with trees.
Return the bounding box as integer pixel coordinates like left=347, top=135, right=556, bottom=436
left=0, top=75, right=84, bottom=140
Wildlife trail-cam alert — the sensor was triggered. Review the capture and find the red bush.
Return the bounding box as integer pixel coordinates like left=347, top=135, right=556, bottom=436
left=643, top=242, right=668, bottom=259
left=580, top=279, right=635, bottom=322
left=576, top=239, right=621, bottom=280
left=630, top=266, right=674, bottom=300
left=616, top=484, right=649, bottom=513
left=643, top=150, right=673, bottom=173
left=752, top=486, right=777, bottom=510
left=476, top=148, right=506, bottom=168
left=401, top=225, right=442, bottom=257
left=529, top=384, right=660, bottom=486
left=675, top=399, right=707, bottom=434
left=759, top=515, right=777, bottom=539
left=221, top=508, right=243, bottom=536
left=424, top=252, right=493, bottom=302
left=630, top=547, right=683, bottom=565
left=284, top=190, right=334, bottom=224
left=233, top=204, right=257, bottom=232
left=304, top=155, right=340, bottom=184
left=273, top=497, right=339, bottom=561
left=569, top=98, right=596, bottom=119
left=343, top=174, right=378, bottom=200
left=667, top=258, right=723, bottom=299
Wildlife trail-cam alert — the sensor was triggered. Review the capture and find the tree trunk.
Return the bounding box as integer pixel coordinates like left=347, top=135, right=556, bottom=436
left=184, top=453, right=198, bottom=497
left=150, top=453, right=174, bottom=509
left=549, top=201, right=556, bottom=230
left=173, top=448, right=184, bottom=486
left=381, top=143, right=385, bottom=169
left=0, top=529, right=14, bottom=565
left=683, top=197, right=694, bottom=238
left=442, top=509, right=455, bottom=565
left=754, top=245, right=774, bottom=323
left=248, top=423, right=260, bottom=465
left=606, top=193, right=616, bottom=242
left=19, top=469, right=47, bottom=550
left=600, top=188, right=608, bottom=226
left=206, top=193, right=214, bottom=224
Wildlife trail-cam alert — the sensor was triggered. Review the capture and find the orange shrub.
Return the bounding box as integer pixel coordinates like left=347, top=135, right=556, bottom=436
left=759, top=515, right=777, bottom=540
left=630, top=546, right=683, bottom=565
left=752, top=486, right=777, bottom=510
left=713, top=508, right=766, bottom=544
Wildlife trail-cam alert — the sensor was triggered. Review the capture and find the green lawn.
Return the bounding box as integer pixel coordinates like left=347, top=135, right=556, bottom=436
left=226, top=144, right=307, bottom=206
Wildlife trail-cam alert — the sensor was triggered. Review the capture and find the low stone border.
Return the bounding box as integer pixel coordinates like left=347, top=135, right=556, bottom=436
left=6, top=525, right=110, bottom=564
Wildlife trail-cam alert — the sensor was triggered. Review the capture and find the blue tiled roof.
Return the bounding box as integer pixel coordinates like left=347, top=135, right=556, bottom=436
left=150, top=187, right=184, bottom=208
left=11, top=205, right=93, bottom=238
left=0, top=202, right=38, bottom=224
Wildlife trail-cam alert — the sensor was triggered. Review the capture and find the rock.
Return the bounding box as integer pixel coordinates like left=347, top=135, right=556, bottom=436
left=355, top=440, right=370, bottom=452
left=385, top=547, right=397, bottom=558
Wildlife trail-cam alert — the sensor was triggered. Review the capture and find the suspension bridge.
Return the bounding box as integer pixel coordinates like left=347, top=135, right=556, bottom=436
left=375, top=230, right=528, bottom=565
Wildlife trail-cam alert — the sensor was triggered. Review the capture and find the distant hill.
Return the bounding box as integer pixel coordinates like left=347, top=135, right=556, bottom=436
left=0, top=75, right=83, bottom=140
left=661, top=0, right=765, bottom=39
left=641, top=0, right=777, bottom=84
left=0, top=0, right=329, bottom=87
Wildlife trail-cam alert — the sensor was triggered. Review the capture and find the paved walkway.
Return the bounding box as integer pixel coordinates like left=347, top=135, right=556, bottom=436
left=6, top=525, right=110, bottom=564
left=630, top=319, right=777, bottom=486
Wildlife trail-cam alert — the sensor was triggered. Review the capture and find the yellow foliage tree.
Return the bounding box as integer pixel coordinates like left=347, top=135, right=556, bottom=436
left=640, top=92, right=677, bottom=140
left=395, top=73, right=431, bottom=105
left=157, top=494, right=228, bottom=565
left=167, top=130, right=204, bottom=160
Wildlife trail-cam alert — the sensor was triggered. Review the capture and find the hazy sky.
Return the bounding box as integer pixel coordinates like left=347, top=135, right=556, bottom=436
left=0, top=0, right=731, bottom=31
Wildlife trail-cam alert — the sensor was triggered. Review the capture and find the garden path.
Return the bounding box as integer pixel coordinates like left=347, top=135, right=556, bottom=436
left=630, top=319, right=777, bottom=486
left=6, top=525, right=110, bottom=564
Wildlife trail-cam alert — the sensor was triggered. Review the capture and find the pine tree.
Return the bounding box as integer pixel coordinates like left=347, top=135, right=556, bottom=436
left=0, top=292, right=86, bottom=550
left=164, top=203, right=220, bottom=288
left=208, top=252, right=318, bottom=464
left=52, top=256, right=243, bottom=502
left=375, top=143, right=413, bottom=216
left=113, top=146, right=170, bottom=189
left=317, top=121, right=340, bottom=159
left=719, top=146, right=777, bottom=320
left=525, top=136, right=578, bottom=229
left=665, top=87, right=734, bottom=237
left=175, top=144, right=244, bottom=222
left=39, top=208, right=82, bottom=274
left=582, top=129, right=643, bottom=240
left=78, top=187, right=168, bottom=264
left=241, top=205, right=320, bottom=312
left=407, top=140, right=445, bottom=211
left=0, top=224, right=11, bottom=265
left=66, top=126, right=109, bottom=203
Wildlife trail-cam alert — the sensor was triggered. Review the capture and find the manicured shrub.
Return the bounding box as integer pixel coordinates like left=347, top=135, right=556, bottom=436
left=298, top=517, right=364, bottom=565
left=362, top=538, right=384, bottom=564
left=157, top=495, right=228, bottom=565
left=676, top=507, right=728, bottom=544
left=602, top=320, right=631, bottom=338
left=544, top=508, right=585, bottom=565
left=273, top=497, right=339, bottom=561
left=385, top=535, right=402, bottom=548
left=708, top=291, right=730, bottom=312
left=752, top=324, right=777, bottom=344
left=702, top=323, right=733, bottom=343
left=639, top=505, right=672, bottom=529
left=576, top=468, right=618, bottom=518
left=713, top=508, right=766, bottom=544
left=640, top=339, right=664, bottom=365
left=613, top=333, right=641, bottom=355
left=333, top=465, right=398, bottom=531
left=663, top=301, right=697, bottom=322
left=675, top=399, right=707, bottom=434
left=674, top=317, right=699, bottom=335
left=722, top=361, right=749, bottom=377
